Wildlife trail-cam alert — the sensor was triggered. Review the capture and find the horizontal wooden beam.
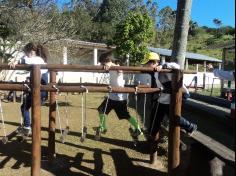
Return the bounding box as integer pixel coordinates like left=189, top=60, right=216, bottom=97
left=0, top=64, right=196, bottom=74
left=0, top=83, right=161, bottom=93
left=187, top=130, right=235, bottom=165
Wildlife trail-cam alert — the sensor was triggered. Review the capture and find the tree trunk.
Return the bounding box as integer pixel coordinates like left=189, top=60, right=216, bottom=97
left=168, top=0, right=193, bottom=175
left=171, top=0, right=193, bottom=69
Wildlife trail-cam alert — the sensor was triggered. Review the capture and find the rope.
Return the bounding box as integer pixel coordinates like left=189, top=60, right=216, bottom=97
left=81, top=90, right=84, bottom=137
left=63, top=93, right=69, bottom=128
left=104, top=86, right=112, bottom=115
left=52, top=85, right=63, bottom=137
left=150, top=88, right=163, bottom=136
left=134, top=86, right=139, bottom=125
left=143, top=93, right=147, bottom=128
left=80, top=86, right=88, bottom=142
left=0, top=99, right=7, bottom=139
left=20, top=90, right=24, bottom=126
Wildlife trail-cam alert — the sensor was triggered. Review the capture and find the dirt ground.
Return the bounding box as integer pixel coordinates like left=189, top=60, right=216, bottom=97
left=0, top=93, right=168, bottom=176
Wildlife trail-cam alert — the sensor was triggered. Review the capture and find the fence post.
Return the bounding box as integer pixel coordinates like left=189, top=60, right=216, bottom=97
left=48, top=71, right=57, bottom=162
left=31, top=65, right=41, bottom=176
left=168, top=70, right=183, bottom=175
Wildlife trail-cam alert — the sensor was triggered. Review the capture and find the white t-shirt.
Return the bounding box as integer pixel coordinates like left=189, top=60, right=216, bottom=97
left=21, top=55, right=48, bottom=83
left=109, top=70, right=127, bottom=101
left=156, top=62, right=180, bottom=104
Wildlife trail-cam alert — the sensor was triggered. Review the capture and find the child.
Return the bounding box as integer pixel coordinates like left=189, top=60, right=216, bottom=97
left=96, top=52, right=142, bottom=139
left=141, top=52, right=197, bottom=163
left=9, top=42, right=49, bottom=136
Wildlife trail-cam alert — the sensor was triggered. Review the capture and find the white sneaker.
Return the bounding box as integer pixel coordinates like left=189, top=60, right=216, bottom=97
left=20, top=127, right=32, bottom=136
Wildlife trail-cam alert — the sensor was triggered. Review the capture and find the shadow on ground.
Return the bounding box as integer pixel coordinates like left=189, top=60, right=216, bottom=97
left=0, top=121, right=166, bottom=176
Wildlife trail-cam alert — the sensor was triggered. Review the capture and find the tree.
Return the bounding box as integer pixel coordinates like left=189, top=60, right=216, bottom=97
left=171, top=0, right=192, bottom=69
left=156, top=6, right=176, bottom=47
left=0, top=0, right=79, bottom=63
left=213, top=18, right=223, bottom=38
left=113, top=11, right=154, bottom=65
left=213, top=18, right=222, bottom=28
left=188, top=20, right=198, bottom=37
left=169, top=1, right=192, bottom=174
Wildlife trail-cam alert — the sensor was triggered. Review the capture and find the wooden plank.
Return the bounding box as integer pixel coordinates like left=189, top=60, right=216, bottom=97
left=189, top=130, right=235, bottom=165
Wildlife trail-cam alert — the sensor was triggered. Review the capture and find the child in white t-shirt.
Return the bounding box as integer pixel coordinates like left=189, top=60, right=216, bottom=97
left=96, top=52, right=142, bottom=139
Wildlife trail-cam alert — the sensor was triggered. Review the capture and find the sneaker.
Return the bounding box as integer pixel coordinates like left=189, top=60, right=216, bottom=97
left=187, top=124, right=197, bottom=136
left=159, top=136, right=168, bottom=144
left=19, top=127, right=32, bottom=137
left=98, top=126, right=107, bottom=134
left=130, top=129, right=143, bottom=138
left=16, top=126, right=24, bottom=134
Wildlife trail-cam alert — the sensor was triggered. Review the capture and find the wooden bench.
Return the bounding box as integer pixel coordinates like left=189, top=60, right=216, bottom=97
left=190, top=130, right=235, bottom=165
left=161, top=124, right=235, bottom=175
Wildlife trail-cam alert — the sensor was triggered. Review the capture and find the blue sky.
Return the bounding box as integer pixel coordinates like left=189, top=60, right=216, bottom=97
left=158, top=0, right=235, bottom=27
left=56, top=0, right=235, bottom=28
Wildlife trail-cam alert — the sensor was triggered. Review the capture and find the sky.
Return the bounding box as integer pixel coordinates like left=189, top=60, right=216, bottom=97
left=56, top=0, right=235, bottom=28
left=158, top=0, right=235, bottom=27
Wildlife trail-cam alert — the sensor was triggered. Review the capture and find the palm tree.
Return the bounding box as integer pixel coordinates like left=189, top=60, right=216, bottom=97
left=213, top=18, right=222, bottom=38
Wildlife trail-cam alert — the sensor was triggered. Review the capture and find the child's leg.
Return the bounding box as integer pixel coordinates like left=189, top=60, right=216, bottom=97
left=97, top=98, right=112, bottom=133
left=99, top=113, right=107, bottom=132
left=129, top=116, right=141, bottom=131
left=21, top=95, right=31, bottom=128
left=179, top=116, right=197, bottom=135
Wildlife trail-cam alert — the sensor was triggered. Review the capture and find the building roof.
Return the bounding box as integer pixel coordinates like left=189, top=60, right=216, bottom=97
left=55, top=39, right=116, bottom=50
left=148, top=47, right=222, bottom=63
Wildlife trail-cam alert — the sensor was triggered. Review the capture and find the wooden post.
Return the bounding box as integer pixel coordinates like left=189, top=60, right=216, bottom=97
left=48, top=71, right=57, bottom=162
left=220, top=49, right=226, bottom=94
left=167, top=0, right=192, bottom=173
left=31, top=65, right=41, bottom=176
left=203, top=61, right=207, bottom=90
left=168, top=70, right=183, bottom=175
left=203, top=73, right=206, bottom=90
left=161, top=56, right=166, bottom=64
left=94, top=48, right=98, bottom=65
left=185, top=59, right=189, bottom=70
left=204, top=61, right=207, bottom=73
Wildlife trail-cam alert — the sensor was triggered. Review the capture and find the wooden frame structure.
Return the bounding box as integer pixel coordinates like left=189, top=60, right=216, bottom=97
left=0, top=64, right=187, bottom=176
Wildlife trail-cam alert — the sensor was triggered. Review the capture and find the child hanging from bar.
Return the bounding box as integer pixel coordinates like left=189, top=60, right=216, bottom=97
left=141, top=51, right=197, bottom=164
left=8, top=42, right=49, bottom=137
left=96, top=52, right=143, bottom=139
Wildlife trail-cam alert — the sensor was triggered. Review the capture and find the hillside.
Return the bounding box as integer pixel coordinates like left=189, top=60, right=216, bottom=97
left=187, top=32, right=234, bottom=59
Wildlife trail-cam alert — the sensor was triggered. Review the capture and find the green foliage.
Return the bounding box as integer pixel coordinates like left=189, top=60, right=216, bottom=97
left=0, top=1, right=234, bottom=64
left=0, top=22, right=12, bottom=40
left=113, top=11, right=154, bottom=65
left=155, top=6, right=176, bottom=48
left=157, top=6, right=176, bottom=30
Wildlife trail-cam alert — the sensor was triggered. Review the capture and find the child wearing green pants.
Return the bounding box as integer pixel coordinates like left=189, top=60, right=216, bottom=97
left=96, top=52, right=142, bottom=138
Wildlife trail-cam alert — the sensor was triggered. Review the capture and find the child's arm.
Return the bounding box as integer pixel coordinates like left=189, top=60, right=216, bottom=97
left=162, top=62, right=180, bottom=69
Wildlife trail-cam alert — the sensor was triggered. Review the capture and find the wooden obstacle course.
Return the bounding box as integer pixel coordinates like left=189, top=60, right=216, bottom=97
left=0, top=64, right=197, bottom=176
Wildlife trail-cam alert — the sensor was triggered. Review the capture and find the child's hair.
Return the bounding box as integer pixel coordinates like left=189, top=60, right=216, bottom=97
left=23, top=42, right=49, bottom=62
left=23, top=42, right=37, bottom=53
left=114, top=59, right=121, bottom=66
left=99, top=52, right=113, bottom=64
